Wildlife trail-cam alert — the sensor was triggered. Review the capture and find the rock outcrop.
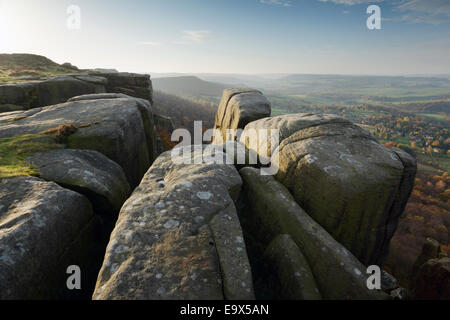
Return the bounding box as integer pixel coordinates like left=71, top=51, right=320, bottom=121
left=88, top=72, right=153, bottom=104
left=0, top=177, right=99, bottom=299
left=239, top=167, right=387, bottom=300
left=0, top=95, right=157, bottom=187
left=414, top=257, right=450, bottom=300
left=0, top=72, right=153, bottom=111
left=0, top=75, right=106, bottom=110
left=0, top=81, right=419, bottom=301
left=240, top=113, right=417, bottom=265
left=93, top=146, right=254, bottom=300
left=213, top=89, right=271, bottom=145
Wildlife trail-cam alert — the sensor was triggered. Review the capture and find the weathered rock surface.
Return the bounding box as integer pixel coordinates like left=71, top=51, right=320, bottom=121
left=88, top=72, right=153, bottom=104
left=0, top=76, right=106, bottom=110
left=239, top=167, right=387, bottom=300
left=0, top=177, right=96, bottom=299
left=222, top=141, right=259, bottom=170
left=154, top=114, right=175, bottom=154
left=26, top=149, right=130, bottom=214
left=381, top=270, right=399, bottom=293
left=0, top=72, right=153, bottom=113
left=241, top=113, right=416, bottom=265
left=213, top=88, right=271, bottom=145
left=67, top=93, right=130, bottom=102
left=414, top=257, right=450, bottom=300
left=263, top=234, right=322, bottom=300
left=0, top=96, right=157, bottom=187
left=93, top=146, right=254, bottom=300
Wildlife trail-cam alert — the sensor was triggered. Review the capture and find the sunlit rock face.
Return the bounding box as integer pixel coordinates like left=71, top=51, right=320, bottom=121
left=93, top=146, right=254, bottom=300
left=0, top=94, right=158, bottom=187
left=241, top=113, right=416, bottom=266
left=213, top=88, right=271, bottom=145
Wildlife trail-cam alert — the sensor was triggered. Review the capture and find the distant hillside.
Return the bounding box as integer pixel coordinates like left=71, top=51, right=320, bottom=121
left=0, top=53, right=78, bottom=83
left=152, top=90, right=217, bottom=135
left=152, top=76, right=229, bottom=98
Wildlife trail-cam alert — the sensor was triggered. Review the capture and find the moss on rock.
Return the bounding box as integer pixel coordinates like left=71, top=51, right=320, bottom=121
left=0, top=133, right=62, bottom=178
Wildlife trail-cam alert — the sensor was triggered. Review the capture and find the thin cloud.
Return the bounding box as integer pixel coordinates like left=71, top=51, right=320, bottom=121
left=260, top=0, right=292, bottom=7
left=173, top=30, right=211, bottom=45
left=395, top=0, right=450, bottom=25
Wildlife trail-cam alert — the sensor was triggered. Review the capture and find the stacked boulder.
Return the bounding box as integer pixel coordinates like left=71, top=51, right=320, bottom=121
left=240, top=113, right=416, bottom=266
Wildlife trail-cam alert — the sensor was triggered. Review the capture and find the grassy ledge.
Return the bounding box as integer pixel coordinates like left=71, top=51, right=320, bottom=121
left=0, top=134, right=62, bottom=178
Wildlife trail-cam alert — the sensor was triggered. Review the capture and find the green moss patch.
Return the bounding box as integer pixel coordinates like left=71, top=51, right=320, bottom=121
left=0, top=134, right=62, bottom=178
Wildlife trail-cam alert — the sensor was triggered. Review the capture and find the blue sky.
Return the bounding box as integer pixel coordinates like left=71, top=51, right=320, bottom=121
left=0, top=0, right=449, bottom=74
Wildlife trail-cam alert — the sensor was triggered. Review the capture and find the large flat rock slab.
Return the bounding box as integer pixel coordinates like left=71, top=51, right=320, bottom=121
left=93, top=146, right=254, bottom=300
left=0, top=96, right=157, bottom=187
left=0, top=177, right=95, bottom=299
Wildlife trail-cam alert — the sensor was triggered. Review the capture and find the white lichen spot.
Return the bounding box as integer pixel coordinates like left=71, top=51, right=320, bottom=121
left=354, top=268, right=362, bottom=276
left=241, top=282, right=247, bottom=288
left=155, top=273, right=163, bottom=279
left=97, top=284, right=107, bottom=294
left=164, top=219, right=180, bottom=229
left=235, top=236, right=244, bottom=244
left=157, top=287, right=165, bottom=295
left=114, top=245, right=125, bottom=254
left=237, top=247, right=243, bottom=252
left=305, top=154, right=318, bottom=164
left=323, top=165, right=341, bottom=173
left=179, top=181, right=192, bottom=188
left=191, top=273, right=198, bottom=281
left=203, top=278, right=208, bottom=283
left=295, top=272, right=301, bottom=277
left=197, top=192, right=212, bottom=200
left=194, top=216, right=204, bottom=223
left=110, top=263, right=119, bottom=274
left=156, top=202, right=166, bottom=209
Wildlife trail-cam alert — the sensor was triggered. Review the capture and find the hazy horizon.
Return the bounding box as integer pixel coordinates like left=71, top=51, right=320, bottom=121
left=1, top=0, right=450, bottom=75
